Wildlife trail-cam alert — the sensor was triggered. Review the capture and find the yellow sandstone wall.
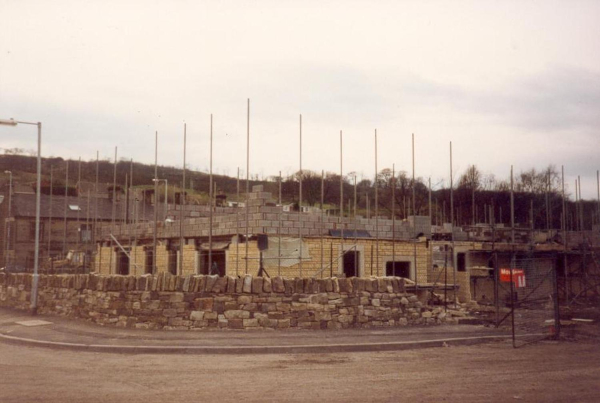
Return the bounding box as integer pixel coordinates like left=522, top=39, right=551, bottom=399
left=95, top=246, right=115, bottom=275
left=226, top=241, right=261, bottom=277
left=96, top=238, right=430, bottom=282
left=181, top=244, right=198, bottom=276
left=154, top=244, right=169, bottom=274
left=225, top=237, right=429, bottom=281
left=129, top=246, right=147, bottom=276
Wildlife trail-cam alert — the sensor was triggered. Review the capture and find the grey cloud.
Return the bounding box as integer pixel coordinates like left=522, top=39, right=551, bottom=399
left=399, top=67, right=600, bottom=133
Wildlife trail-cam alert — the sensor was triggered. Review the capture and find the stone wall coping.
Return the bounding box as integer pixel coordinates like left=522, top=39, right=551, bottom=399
left=0, top=273, right=406, bottom=295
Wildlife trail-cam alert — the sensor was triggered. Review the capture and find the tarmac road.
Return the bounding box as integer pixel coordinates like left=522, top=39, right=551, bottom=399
left=1, top=340, right=599, bottom=402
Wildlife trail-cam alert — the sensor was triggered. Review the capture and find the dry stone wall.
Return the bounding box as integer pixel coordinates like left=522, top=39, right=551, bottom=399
left=0, top=273, right=458, bottom=330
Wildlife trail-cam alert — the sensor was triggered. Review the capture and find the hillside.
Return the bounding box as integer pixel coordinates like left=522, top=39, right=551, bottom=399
left=0, top=154, right=272, bottom=201
left=0, top=154, right=597, bottom=231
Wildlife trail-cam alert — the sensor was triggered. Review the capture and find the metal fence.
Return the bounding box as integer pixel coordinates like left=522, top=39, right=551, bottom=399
left=495, top=254, right=560, bottom=347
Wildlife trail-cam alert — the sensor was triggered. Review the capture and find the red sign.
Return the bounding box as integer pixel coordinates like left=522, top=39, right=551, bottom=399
left=500, top=268, right=526, bottom=288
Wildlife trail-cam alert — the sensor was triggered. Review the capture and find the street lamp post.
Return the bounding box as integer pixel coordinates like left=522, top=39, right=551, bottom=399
left=0, top=118, right=41, bottom=315
left=4, top=170, right=12, bottom=268
left=152, top=179, right=168, bottom=220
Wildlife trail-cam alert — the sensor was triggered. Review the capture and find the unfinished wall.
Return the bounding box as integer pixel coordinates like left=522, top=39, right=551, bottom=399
left=99, top=186, right=431, bottom=243
left=9, top=216, right=99, bottom=268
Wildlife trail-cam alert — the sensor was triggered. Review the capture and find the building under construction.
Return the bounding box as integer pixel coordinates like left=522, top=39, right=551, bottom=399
left=95, top=185, right=600, bottom=306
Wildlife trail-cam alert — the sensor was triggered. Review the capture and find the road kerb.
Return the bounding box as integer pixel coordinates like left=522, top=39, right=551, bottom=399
left=0, top=332, right=539, bottom=355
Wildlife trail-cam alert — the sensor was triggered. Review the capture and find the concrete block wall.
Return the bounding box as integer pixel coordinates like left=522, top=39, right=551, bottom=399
left=99, top=185, right=431, bottom=243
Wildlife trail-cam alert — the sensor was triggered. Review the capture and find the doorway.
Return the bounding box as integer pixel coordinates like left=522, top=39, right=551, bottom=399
left=117, top=249, right=130, bottom=275
left=343, top=251, right=360, bottom=278
left=145, top=248, right=154, bottom=274
left=168, top=249, right=177, bottom=275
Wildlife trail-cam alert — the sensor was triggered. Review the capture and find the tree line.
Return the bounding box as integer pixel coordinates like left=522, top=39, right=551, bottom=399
left=1, top=154, right=598, bottom=230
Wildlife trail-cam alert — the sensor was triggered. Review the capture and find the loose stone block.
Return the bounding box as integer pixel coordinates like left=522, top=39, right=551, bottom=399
left=342, top=297, right=359, bottom=306
left=277, top=319, right=291, bottom=329
left=205, top=275, right=219, bottom=292
left=235, top=277, right=244, bottom=293
left=252, top=277, right=264, bottom=294
left=304, top=278, right=314, bottom=294
left=338, top=314, right=354, bottom=324
left=243, top=318, right=259, bottom=327
left=224, top=310, right=250, bottom=319
left=204, top=312, right=218, bottom=320
left=242, top=275, right=253, bottom=293
left=213, top=276, right=228, bottom=293
left=222, top=318, right=240, bottom=329
left=196, top=298, right=213, bottom=311
left=169, top=292, right=184, bottom=303
left=182, top=275, right=191, bottom=292
left=283, top=278, right=295, bottom=294
left=272, top=277, right=285, bottom=293
left=176, top=276, right=185, bottom=291
left=263, top=277, right=272, bottom=293
left=294, top=278, right=304, bottom=294
left=195, top=276, right=206, bottom=292
left=190, top=311, right=204, bottom=321
left=397, top=278, right=405, bottom=293
left=353, top=278, right=365, bottom=292
left=338, top=278, right=353, bottom=293
left=383, top=278, right=393, bottom=293
left=226, top=276, right=236, bottom=293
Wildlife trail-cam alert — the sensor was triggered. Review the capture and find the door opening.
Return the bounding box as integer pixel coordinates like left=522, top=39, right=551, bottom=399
left=343, top=251, right=360, bottom=277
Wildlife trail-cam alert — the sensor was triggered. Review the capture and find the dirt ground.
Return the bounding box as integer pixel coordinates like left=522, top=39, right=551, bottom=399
left=1, top=339, right=599, bottom=403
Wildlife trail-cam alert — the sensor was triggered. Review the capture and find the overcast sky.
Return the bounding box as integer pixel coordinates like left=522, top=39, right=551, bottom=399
left=1, top=1, right=599, bottom=198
